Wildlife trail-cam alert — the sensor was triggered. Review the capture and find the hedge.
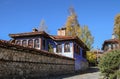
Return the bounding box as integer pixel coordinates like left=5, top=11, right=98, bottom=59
left=98, top=50, right=120, bottom=79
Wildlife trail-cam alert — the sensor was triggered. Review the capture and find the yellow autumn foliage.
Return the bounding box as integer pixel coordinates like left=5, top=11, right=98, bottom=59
left=114, top=14, right=120, bottom=39
left=86, top=51, right=97, bottom=63
left=65, top=7, right=94, bottom=49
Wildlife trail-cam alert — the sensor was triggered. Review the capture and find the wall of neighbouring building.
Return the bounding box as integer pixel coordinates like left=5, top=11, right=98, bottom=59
left=0, top=40, right=75, bottom=78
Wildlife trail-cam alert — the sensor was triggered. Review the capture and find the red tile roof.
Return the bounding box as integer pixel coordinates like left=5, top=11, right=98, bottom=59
left=50, top=35, right=75, bottom=41
left=9, top=31, right=89, bottom=50
left=104, top=39, right=120, bottom=43
left=9, top=31, right=50, bottom=38
left=51, top=35, right=89, bottom=50
left=102, top=38, right=120, bottom=50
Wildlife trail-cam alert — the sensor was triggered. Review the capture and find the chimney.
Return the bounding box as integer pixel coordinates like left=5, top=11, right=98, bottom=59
left=57, top=27, right=66, bottom=36
left=112, top=33, right=116, bottom=39
left=32, top=28, right=38, bottom=32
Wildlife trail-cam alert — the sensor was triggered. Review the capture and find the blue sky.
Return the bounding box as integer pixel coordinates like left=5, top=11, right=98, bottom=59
left=0, top=0, right=120, bottom=49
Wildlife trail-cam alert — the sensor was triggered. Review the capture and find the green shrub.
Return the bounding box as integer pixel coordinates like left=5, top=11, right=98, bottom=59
left=98, top=50, right=120, bottom=79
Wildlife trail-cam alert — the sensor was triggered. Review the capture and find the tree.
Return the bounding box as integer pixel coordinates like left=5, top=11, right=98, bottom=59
left=80, top=26, right=94, bottom=49
left=65, top=7, right=94, bottom=49
left=65, top=6, right=82, bottom=37
left=86, top=51, right=97, bottom=65
left=38, top=19, right=49, bottom=33
left=114, top=24, right=120, bottom=39
left=114, top=14, right=120, bottom=39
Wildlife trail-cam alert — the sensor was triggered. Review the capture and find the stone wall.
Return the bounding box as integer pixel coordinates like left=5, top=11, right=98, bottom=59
left=0, top=40, right=75, bottom=78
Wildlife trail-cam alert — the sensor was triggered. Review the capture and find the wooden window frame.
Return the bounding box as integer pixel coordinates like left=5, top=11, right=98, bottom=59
left=28, top=39, right=33, bottom=48
left=22, top=40, right=27, bottom=47
left=34, top=39, right=40, bottom=49
left=56, top=44, right=62, bottom=53
left=64, top=42, right=70, bottom=52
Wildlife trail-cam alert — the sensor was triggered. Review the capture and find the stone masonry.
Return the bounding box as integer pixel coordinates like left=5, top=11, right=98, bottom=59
left=0, top=40, right=75, bottom=78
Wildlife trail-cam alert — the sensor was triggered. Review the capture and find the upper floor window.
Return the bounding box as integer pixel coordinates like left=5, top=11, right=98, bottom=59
left=76, top=45, right=80, bottom=54
left=104, top=45, right=108, bottom=51
left=48, top=43, right=54, bottom=53
left=64, top=43, right=70, bottom=52
left=16, top=40, right=21, bottom=45
left=116, top=44, right=119, bottom=48
left=42, top=39, right=46, bottom=50
left=28, top=39, right=33, bottom=48
left=34, top=39, right=40, bottom=49
left=74, top=44, right=77, bottom=52
left=22, top=40, right=27, bottom=47
left=56, top=44, right=62, bottom=53
left=113, top=44, right=116, bottom=49
left=108, top=44, right=111, bottom=50
left=74, top=44, right=80, bottom=55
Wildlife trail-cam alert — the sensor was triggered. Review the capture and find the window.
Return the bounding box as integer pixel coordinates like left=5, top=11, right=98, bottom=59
left=28, top=39, right=33, bottom=48
left=76, top=45, right=80, bottom=54
left=64, top=43, right=70, bottom=52
left=42, top=39, right=46, bottom=50
left=34, top=39, right=40, bottom=49
left=56, top=44, right=62, bottom=53
left=111, top=44, right=113, bottom=49
left=113, top=44, right=116, bottom=49
left=82, top=49, right=86, bottom=58
left=108, top=44, right=111, bottom=50
left=16, top=40, right=21, bottom=45
left=74, top=44, right=80, bottom=55
left=104, top=45, right=108, bottom=51
left=22, top=40, right=27, bottom=47
left=74, top=44, right=76, bottom=52
left=117, top=44, right=119, bottom=48
left=48, top=43, right=53, bottom=52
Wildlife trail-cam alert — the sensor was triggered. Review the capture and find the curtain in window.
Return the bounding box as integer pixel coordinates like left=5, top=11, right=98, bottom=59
left=22, top=40, right=27, bottom=47
left=56, top=44, right=62, bottom=53
left=28, top=39, right=33, bottom=48
left=64, top=43, right=70, bottom=52
left=34, top=39, right=40, bottom=49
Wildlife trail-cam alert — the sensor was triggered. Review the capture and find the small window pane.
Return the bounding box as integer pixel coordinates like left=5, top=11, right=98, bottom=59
left=56, top=44, right=62, bottom=53
left=64, top=43, right=70, bottom=52
left=74, top=44, right=80, bottom=55
left=48, top=43, right=53, bottom=52
left=42, top=39, right=46, bottom=50
left=16, top=40, right=20, bottom=45
left=22, top=40, right=27, bottom=47
left=28, top=39, right=33, bottom=48
left=34, top=39, right=40, bottom=49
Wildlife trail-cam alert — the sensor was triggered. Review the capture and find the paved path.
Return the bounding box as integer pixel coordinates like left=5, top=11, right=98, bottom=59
left=48, top=67, right=101, bottom=79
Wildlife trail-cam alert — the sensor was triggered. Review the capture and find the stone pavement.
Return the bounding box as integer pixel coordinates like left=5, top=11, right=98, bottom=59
left=48, top=66, right=101, bottom=79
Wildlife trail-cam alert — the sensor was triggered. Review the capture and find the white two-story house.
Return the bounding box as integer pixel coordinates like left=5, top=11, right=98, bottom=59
left=9, top=28, right=89, bottom=71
